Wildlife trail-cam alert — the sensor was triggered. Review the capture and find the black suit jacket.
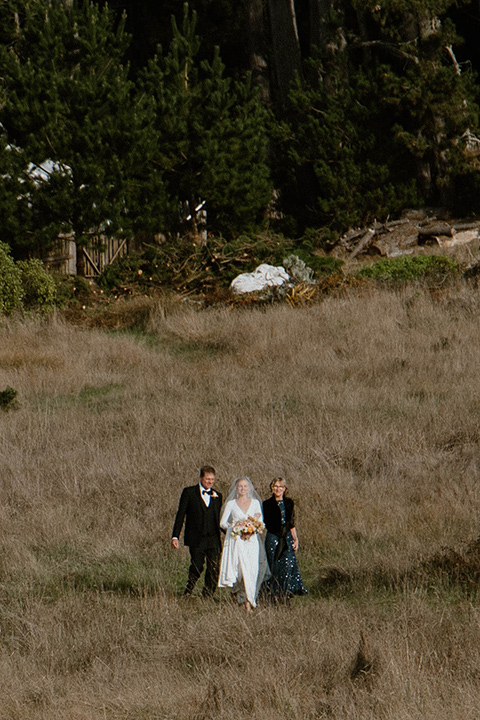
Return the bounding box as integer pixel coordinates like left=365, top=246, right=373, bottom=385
left=172, top=484, right=223, bottom=549
left=262, top=495, right=295, bottom=536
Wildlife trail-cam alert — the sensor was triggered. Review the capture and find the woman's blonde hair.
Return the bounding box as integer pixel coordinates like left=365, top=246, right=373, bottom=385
left=270, top=476, right=288, bottom=496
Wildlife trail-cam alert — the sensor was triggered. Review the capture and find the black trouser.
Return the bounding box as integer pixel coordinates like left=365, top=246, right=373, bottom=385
left=185, top=543, right=220, bottom=597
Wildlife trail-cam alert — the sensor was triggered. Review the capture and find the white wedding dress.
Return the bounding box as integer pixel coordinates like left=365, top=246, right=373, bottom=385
left=218, top=498, right=269, bottom=607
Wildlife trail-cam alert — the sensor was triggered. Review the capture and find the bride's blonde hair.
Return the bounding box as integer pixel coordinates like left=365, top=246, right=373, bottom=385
left=225, top=477, right=262, bottom=504
left=235, top=476, right=252, bottom=496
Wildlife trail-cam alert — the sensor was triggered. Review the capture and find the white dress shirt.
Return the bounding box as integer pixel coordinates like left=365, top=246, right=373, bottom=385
left=200, top=482, right=211, bottom=506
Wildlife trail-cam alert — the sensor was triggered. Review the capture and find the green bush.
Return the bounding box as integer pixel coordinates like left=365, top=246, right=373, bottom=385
left=0, top=386, right=18, bottom=411
left=357, top=255, right=461, bottom=283
left=99, top=253, right=145, bottom=292
left=53, top=274, right=92, bottom=308
left=17, top=258, right=57, bottom=313
left=0, top=242, right=24, bottom=315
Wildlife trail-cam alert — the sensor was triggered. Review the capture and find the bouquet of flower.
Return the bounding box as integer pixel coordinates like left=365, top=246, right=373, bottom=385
left=231, top=516, right=265, bottom=541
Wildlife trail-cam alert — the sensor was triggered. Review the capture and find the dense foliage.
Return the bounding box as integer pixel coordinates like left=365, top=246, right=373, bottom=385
left=0, top=241, right=24, bottom=314
left=0, top=0, right=271, bottom=265
left=139, top=6, right=272, bottom=238
left=17, top=258, right=57, bottom=312
left=0, top=242, right=56, bottom=314
left=0, top=1, right=154, bottom=257
left=1, top=0, right=480, bottom=270
left=271, top=3, right=480, bottom=234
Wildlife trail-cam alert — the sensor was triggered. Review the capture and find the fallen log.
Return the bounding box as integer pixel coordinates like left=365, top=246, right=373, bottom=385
left=452, top=221, right=480, bottom=232
left=418, top=223, right=454, bottom=238
left=350, top=228, right=375, bottom=259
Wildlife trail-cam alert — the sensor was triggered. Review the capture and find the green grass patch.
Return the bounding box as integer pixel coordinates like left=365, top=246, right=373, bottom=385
left=77, top=383, right=125, bottom=410
left=107, top=328, right=162, bottom=349
left=23, top=544, right=166, bottom=598
left=357, top=255, right=462, bottom=282
left=314, top=541, right=480, bottom=605
left=169, top=339, right=229, bottom=361
left=65, top=553, right=163, bottom=595
left=35, top=383, right=125, bottom=413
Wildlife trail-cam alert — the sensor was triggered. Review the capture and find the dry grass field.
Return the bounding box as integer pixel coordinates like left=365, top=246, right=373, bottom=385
left=2, top=282, right=480, bottom=718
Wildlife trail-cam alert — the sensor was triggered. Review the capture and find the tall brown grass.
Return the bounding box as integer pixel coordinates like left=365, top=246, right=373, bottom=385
left=1, top=282, right=480, bottom=717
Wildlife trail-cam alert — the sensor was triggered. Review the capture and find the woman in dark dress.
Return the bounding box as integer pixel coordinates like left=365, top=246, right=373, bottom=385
left=262, top=477, right=307, bottom=603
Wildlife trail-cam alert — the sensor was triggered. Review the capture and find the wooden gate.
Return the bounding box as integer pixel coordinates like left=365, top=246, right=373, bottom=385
left=45, top=235, right=129, bottom=277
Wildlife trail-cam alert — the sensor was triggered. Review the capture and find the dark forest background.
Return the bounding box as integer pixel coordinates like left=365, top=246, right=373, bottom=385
left=2, top=0, right=480, bottom=271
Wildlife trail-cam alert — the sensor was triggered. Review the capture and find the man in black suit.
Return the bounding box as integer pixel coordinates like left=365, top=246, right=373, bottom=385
left=171, top=465, right=223, bottom=597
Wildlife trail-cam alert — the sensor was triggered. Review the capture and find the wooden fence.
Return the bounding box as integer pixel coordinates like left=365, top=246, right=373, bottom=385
left=45, top=235, right=129, bottom=277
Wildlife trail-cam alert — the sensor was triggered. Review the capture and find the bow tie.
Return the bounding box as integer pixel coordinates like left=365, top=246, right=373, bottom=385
left=202, top=489, right=213, bottom=495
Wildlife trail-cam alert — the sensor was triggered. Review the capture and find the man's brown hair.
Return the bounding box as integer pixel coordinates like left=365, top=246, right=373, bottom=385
left=200, top=465, right=216, bottom=477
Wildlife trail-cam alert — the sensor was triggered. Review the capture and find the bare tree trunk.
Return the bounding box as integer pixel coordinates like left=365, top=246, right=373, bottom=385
left=355, top=7, right=373, bottom=64
left=309, top=0, right=334, bottom=52
left=246, top=0, right=270, bottom=101
left=267, top=0, right=303, bottom=104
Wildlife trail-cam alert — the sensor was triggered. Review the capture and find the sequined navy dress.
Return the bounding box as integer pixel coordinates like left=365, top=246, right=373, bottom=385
left=262, top=495, right=307, bottom=602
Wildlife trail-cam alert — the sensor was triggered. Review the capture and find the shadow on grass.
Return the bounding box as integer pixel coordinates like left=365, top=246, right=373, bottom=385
left=19, top=546, right=177, bottom=599
left=315, top=536, right=480, bottom=601
left=63, top=554, right=161, bottom=595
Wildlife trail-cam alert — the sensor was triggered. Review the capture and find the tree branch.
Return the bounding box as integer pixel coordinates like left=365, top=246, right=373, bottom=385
left=352, top=40, right=419, bottom=65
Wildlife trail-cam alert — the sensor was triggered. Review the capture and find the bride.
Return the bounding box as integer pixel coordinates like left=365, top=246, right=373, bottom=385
left=218, top=477, right=269, bottom=611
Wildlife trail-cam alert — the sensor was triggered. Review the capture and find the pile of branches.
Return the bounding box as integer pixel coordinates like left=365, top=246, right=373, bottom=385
left=99, top=233, right=298, bottom=297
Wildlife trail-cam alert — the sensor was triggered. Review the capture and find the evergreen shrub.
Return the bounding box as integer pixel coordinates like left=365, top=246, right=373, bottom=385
left=17, top=259, right=57, bottom=313
left=357, top=255, right=461, bottom=283
left=0, top=386, right=18, bottom=411
left=53, top=275, right=91, bottom=308
left=0, top=242, right=23, bottom=315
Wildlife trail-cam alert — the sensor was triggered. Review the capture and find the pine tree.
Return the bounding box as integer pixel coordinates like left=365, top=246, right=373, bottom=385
left=272, top=54, right=420, bottom=234
left=350, top=1, right=480, bottom=207
left=272, top=0, right=480, bottom=235
left=140, top=4, right=272, bottom=238
left=0, top=0, right=166, bottom=262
